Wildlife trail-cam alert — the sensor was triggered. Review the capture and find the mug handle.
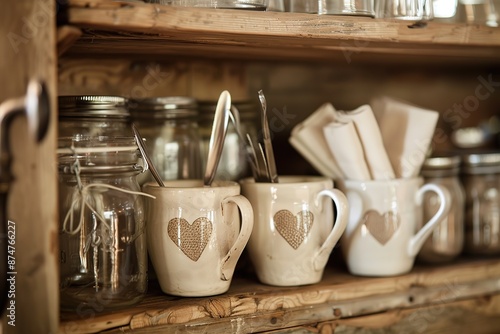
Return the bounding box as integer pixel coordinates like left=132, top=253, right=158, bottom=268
left=408, top=183, right=451, bottom=257
left=312, top=189, right=349, bottom=271
left=220, top=194, right=254, bottom=281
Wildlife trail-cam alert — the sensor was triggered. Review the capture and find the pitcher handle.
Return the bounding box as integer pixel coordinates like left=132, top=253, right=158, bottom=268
left=408, top=183, right=451, bottom=257
left=312, top=189, right=349, bottom=271
left=220, top=194, right=254, bottom=281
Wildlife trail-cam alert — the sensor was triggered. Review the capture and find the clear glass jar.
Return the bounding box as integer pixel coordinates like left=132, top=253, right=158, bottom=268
left=57, top=136, right=148, bottom=311
left=418, top=156, right=465, bottom=263
left=462, top=152, right=500, bottom=255
left=128, top=97, right=203, bottom=185
left=58, top=95, right=132, bottom=139
left=198, top=101, right=258, bottom=181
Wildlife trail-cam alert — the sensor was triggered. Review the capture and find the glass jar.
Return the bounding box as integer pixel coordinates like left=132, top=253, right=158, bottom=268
left=418, top=156, right=465, bottom=263
left=128, top=97, right=202, bottom=185
left=58, top=95, right=132, bottom=139
left=462, top=152, right=500, bottom=255
left=57, top=136, right=149, bottom=311
left=198, top=101, right=258, bottom=181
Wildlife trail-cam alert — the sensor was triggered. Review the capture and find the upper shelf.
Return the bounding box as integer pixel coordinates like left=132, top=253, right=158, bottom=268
left=61, top=0, right=500, bottom=64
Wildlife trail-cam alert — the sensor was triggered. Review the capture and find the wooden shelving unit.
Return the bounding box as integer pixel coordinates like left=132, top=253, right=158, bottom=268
left=59, top=257, right=500, bottom=333
left=61, top=0, right=500, bottom=63
left=50, top=1, right=500, bottom=333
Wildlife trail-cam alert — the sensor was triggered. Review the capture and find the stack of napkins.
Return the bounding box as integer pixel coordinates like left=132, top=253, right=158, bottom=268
left=290, top=97, right=439, bottom=181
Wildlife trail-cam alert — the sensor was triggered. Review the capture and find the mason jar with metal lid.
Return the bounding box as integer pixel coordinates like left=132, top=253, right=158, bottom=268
left=58, top=95, right=132, bottom=139
left=418, top=155, right=465, bottom=263
left=462, top=152, right=500, bottom=255
left=57, top=136, right=150, bottom=310
left=128, top=97, right=202, bottom=184
left=198, top=101, right=258, bottom=181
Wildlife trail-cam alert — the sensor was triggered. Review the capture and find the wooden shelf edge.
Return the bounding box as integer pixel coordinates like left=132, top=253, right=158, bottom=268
left=62, top=0, right=500, bottom=62
left=59, top=258, right=500, bottom=333
left=57, top=25, right=83, bottom=56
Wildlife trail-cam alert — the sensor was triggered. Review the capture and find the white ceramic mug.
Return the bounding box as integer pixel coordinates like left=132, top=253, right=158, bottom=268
left=240, top=176, right=348, bottom=286
left=338, top=177, right=451, bottom=277
left=143, top=180, right=253, bottom=297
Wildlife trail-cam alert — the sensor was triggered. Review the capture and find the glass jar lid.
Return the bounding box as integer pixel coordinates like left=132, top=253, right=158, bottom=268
left=421, top=156, right=461, bottom=178
left=128, top=96, right=198, bottom=119
left=59, top=95, right=129, bottom=118
left=462, top=152, right=500, bottom=175
left=57, top=136, right=143, bottom=174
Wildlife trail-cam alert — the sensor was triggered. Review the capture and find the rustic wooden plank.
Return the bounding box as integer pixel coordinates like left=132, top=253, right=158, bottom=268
left=0, top=0, right=58, bottom=333
left=61, top=0, right=500, bottom=63
left=269, top=294, right=500, bottom=334
left=64, top=32, right=500, bottom=65
left=57, top=25, right=82, bottom=56
left=59, top=258, right=500, bottom=333
left=57, top=57, right=250, bottom=101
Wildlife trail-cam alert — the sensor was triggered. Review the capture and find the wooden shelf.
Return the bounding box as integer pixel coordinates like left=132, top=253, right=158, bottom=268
left=61, top=0, right=500, bottom=64
left=59, top=257, right=500, bottom=333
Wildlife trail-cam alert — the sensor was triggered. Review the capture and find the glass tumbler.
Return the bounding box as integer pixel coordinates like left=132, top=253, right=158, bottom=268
left=319, top=0, right=375, bottom=16
left=289, top=0, right=319, bottom=12
left=146, top=0, right=267, bottom=9
left=375, top=0, right=434, bottom=19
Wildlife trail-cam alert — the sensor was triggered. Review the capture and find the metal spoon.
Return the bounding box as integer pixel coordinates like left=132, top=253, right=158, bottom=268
left=204, top=90, right=231, bottom=186
left=258, top=90, right=279, bottom=183
left=132, top=123, right=165, bottom=187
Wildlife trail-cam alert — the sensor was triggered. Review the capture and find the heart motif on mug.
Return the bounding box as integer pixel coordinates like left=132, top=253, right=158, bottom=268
left=167, top=217, right=213, bottom=262
left=273, top=210, right=314, bottom=250
left=362, top=210, right=400, bottom=245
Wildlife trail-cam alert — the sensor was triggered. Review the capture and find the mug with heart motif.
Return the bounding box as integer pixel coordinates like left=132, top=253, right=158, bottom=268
left=338, top=177, right=451, bottom=277
left=143, top=180, right=253, bottom=296
left=240, top=176, right=348, bottom=286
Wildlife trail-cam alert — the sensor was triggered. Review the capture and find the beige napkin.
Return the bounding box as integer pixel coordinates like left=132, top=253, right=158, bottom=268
left=323, top=121, right=371, bottom=181
left=371, top=96, right=439, bottom=178
left=335, top=105, right=396, bottom=180
left=289, top=103, right=343, bottom=180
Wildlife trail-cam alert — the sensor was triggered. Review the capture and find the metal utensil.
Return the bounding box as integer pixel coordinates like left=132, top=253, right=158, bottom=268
left=258, top=90, right=279, bottom=183
left=204, top=90, right=231, bottom=186
left=132, top=123, right=165, bottom=187
left=228, top=106, right=259, bottom=179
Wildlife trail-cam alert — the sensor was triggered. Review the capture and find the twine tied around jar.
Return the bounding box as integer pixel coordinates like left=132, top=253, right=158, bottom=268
left=61, top=145, right=156, bottom=237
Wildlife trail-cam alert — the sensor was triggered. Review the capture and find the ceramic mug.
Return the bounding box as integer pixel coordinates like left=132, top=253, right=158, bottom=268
left=240, top=176, right=348, bottom=286
left=143, top=180, right=253, bottom=297
left=338, top=177, right=451, bottom=277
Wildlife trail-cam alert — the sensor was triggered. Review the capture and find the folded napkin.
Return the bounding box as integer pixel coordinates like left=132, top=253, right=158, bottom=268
left=335, top=105, right=396, bottom=180
left=289, top=103, right=343, bottom=180
left=371, top=96, right=439, bottom=178
left=323, top=121, right=371, bottom=181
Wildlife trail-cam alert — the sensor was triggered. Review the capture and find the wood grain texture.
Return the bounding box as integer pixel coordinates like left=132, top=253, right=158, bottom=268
left=61, top=0, right=500, bottom=63
left=0, top=0, right=58, bottom=333
left=57, top=25, right=83, bottom=56
left=267, top=294, right=500, bottom=334
left=58, top=57, right=250, bottom=101
left=59, top=258, right=500, bottom=333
